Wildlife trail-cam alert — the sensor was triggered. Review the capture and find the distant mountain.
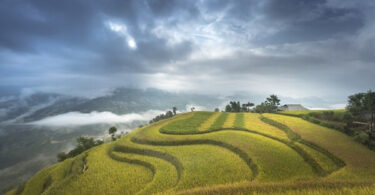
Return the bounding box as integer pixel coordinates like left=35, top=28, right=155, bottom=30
left=0, top=93, right=86, bottom=123
left=72, top=88, right=221, bottom=114
left=0, top=88, right=223, bottom=123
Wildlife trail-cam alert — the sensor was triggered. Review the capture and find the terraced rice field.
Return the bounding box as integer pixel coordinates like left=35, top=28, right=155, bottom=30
left=11, top=112, right=375, bottom=195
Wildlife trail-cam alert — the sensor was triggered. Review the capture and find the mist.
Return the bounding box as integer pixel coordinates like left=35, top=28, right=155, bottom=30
left=30, top=110, right=166, bottom=126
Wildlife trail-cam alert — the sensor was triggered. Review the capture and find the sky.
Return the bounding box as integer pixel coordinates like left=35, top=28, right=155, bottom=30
left=0, top=0, right=374, bottom=102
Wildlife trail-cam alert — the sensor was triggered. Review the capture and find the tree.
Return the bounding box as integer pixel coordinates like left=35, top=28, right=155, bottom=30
left=254, top=102, right=273, bottom=113
left=95, top=139, right=104, bottom=145
left=347, top=93, right=365, bottom=116
left=232, top=101, right=241, bottom=112
left=77, top=136, right=96, bottom=149
left=224, top=101, right=254, bottom=112
left=225, top=101, right=240, bottom=112
left=347, top=90, right=375, bottom=132
left=191, top=107, right=195, bottom=112
left=56, top=136, right=103, bottom=162
left=109, top=126, right=117, bottom=135
left=254, top=95, right=281, bottom=113
left=166, top=111, right=173, bottom=118
left=367, top=91, right=375, bottom=132
left=57, top=152, right=68, bottom=162
left=241, top=102, right=255, bottom=112
left=109, top=126, right=117, bottom=141
left=149, top=109, right=176, bottom=124
left=225, top=104, right=231, bottom=112
left=172, top=107, right=177, bottom=115
left=266, top=94, right=280, bottom=106
left=214, top=108, right=220, bottom=112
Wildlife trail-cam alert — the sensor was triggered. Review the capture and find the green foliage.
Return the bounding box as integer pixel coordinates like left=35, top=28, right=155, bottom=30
left=57, top=136, right=103, bottom=162
left=254, top=94, right=281, bottom=113
left=57, top=152, right=68, bottom=162
left=224, top=101, right=254, bottom=112
left=109, top=126, right=118, bottom=141
left=108, top=126, right=117, bottom=135
left=354, top=132, right=370, bottom=144
left=225, top=101, right=240, bottom=112
left=266, top=94, right=281, bottom=106
left=149, top=108, right=177, bottom=124
left=347, top=90, right=375, bottom=132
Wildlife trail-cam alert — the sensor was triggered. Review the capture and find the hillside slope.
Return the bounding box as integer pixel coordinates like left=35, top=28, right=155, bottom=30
left=9, top=112, right=375, bottom=194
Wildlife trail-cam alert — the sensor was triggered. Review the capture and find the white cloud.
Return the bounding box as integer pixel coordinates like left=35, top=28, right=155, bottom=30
left=185, top=104, right=207, bottom=112
left=108, top=22, right=123, bottom=32
left=106, top=21, right=137, bottom=50
left=127, top=39, right=137, bottom=49
left=30, top=110, right=165, bottom=126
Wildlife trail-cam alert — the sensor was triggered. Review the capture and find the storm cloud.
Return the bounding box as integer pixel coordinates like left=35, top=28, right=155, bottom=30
left=0, top=0, right=374, bottom=103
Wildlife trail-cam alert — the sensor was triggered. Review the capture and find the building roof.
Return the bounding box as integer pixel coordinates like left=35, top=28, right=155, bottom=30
left=279, top=104, right=308, bottom=111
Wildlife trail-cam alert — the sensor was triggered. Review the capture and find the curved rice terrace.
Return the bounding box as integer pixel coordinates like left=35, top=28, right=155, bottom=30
left=11, top=112, right=375, bottom=195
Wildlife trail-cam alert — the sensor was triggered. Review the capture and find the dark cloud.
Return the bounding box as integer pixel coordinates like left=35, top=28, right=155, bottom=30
left=0, top=0, right=98, bottom=52
left=263, top=0, right=325, bottom=21
left=253, top=0, right=365, bottom=45
left=147, top=0, right=200, bottom=18
left=0, top=0, right=374, bottom=104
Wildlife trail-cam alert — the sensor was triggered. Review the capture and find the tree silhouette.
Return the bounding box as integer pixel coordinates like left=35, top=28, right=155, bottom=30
left=173, top=107, right=177, bottom=115
left=109, top=126, right=117, bottom=141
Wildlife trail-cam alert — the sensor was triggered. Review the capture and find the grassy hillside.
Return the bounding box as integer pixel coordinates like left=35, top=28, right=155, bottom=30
left=9, top=111, right=375, bottom=194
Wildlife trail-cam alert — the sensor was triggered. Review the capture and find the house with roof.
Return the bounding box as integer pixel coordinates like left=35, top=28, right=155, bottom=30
left=278, top=104, right=308, bottom=111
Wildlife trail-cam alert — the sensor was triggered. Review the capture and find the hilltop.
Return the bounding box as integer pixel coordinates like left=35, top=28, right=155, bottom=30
left=0, top=87, right=223, bottom=193
left=8, top=111, right=375, bottom=194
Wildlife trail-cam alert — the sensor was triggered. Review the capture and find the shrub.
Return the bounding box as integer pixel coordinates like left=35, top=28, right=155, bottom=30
left=322, top=111, right=334, bottom=120
left=354, top=132, right=369, bottom=144
left=57, top=136, right=103, bottom=162
left=149, top=108, right=177, bottom=124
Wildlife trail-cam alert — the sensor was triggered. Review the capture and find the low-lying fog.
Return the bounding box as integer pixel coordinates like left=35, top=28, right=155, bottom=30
left=30, top=110, right=166, bottom=126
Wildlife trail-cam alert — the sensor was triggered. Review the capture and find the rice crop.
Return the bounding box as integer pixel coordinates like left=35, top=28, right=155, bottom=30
left=13, top=111, right=375, bottom=195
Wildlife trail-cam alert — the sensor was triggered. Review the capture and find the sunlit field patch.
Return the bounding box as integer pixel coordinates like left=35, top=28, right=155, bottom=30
left=264, top=113, right=375, bottom=180
left=222, top=113, right=236, bottom=128
left=209, top=112, right=228, bottom=130
left=295, top=142, right=338, bottom=173
left=198, top=112, right=221, bottom=131
left=243, top=113, right=289, bottom=141
left=161, top=112, right=214, bottom=134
